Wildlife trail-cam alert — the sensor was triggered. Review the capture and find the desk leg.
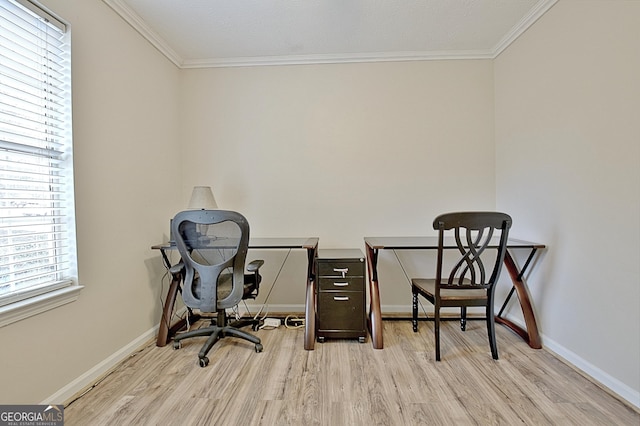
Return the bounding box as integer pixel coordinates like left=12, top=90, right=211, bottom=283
left=304, top=278, right=316, bottom=350
left=156, top=271, right=182, bottom=347
left=365, top=245, right=383, bottom=349
left=304, top=245, right=317, bottom=350
left=495, top=250, right=542, bottom=349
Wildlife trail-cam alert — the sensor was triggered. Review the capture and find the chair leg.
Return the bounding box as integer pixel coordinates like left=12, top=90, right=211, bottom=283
left=434, top=307, right=441, bottom=361
left=223, top=327, right=261, bottom=345
left=460, top=306, right=467, bottom=331
left=198, top=328, right=223, bottom=360
left=486, top=303, right=499, bottom=360
left=173, top=324, right=219, bottom=343
left=412, top=289, right=419, bottom=332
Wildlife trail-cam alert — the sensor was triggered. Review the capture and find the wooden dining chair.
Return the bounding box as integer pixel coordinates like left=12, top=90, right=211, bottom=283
left=411, top=211, right=512, bottom=361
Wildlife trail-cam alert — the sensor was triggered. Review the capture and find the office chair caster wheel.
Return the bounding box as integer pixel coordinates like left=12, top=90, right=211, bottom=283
left=255, top=343, right=263, bottom=353
left=317, top=337, right=325, bottom=343
left=199, top=357, right=209, bottom=367
left=252, top=323, right=259, bottom=331
left=173, top=341, right=181, bottom=350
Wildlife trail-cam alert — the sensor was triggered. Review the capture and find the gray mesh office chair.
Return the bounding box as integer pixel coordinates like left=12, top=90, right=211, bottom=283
left=411, top=211, right=512, bottom=361
left=171, top=209, right=264, bottom=367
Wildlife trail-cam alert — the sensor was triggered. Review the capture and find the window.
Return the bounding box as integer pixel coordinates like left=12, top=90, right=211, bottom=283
left=0, top=0, right=79, bottom=327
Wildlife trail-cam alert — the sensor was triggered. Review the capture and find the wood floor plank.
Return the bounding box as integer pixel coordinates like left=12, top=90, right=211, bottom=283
left=64, top=320, right=639, bottom=425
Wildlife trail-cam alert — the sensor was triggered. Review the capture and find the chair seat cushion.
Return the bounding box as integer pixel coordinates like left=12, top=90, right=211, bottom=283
left=411, top=278, right=487, bottom=301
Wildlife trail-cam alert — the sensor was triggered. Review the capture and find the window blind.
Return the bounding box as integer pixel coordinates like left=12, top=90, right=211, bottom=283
left=0, top=0, right=76, bottom=307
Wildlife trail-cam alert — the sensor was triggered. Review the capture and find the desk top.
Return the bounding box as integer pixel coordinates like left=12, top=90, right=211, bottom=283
left=152, top=237, right=319, bottom=251
left=364, top=236, right=545, bottom=250
left=248, top=237, right=319, bottom=249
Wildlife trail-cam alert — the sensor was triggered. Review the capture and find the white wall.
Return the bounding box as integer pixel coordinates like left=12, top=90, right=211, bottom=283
left=0, top=0, right=182, bottom=403
left=495, top=0, right=640, bottom=404
left=179, top=60, right=496, bottom=309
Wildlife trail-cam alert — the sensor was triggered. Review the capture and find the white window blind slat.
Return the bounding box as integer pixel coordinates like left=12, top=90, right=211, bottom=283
left=0, top=182, right=67, bottom=193
left=0, top=73, right=66, bottom=111
left=0, top=24, right=66, bottom=65
left=1, top=125, right=66, bottom=148
left=0, top=0, right=76, bottom=312
left=0, top=142, right=64, bottom=159
left=0, top=50, right=66, bottom=90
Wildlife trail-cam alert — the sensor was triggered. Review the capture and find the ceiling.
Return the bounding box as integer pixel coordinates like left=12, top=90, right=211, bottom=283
left=103, top=0, right=557, bottom=68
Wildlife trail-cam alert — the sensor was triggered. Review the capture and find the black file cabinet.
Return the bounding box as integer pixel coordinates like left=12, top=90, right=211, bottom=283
left=315, top=249, right=367, bottom=343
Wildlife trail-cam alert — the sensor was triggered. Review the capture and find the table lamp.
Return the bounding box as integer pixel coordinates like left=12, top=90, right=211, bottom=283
left=187, top=186, right=218, bottom=210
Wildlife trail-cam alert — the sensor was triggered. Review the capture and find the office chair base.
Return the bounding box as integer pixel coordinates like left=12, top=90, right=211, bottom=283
left=172, top=323, right=263, bottom=367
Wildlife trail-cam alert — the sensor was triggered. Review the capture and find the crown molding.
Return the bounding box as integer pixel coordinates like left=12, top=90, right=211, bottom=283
left=181, top=50, right=496, bottom=69
left=103, top=0, right=558, bottom=69
left=492, top=0, right=558, bottom=57
left=102, top=0, right=184, bottom=67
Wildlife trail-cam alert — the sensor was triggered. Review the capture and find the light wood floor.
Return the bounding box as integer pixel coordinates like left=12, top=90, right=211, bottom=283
left=64, top=320, right=639, bottom=425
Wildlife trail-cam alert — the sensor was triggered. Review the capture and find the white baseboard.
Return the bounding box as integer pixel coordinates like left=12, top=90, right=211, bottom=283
left=496, top=315, right=639, bottom=409
left=542, top=333, right=640, bottom=409
left=44, top=305, right=189, bottom=405
left=44, top=325, right=158, bottom=405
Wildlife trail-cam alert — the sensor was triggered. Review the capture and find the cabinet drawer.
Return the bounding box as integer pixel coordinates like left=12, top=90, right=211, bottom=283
left=317, top=260, right=364, bottom=278
left=317, top=292, right=365, bottom=331
left=318, top=276, right=364, bottom=292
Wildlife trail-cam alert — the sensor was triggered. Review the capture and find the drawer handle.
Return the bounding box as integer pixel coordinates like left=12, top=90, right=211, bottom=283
left=334, top=282, right=349, bottom=287
left=334, top=268, right=348, bottom=278
left=333, top=296, right=350, bottom=301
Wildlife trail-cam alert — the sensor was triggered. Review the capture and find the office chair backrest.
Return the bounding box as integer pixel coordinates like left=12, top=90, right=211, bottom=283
left=171, top=209, right=250, bottom=312
left=433, top=211, right=512, bottom=290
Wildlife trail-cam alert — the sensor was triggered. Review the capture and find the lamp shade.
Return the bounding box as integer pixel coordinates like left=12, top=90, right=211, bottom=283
left=187, top=186, right=218, bottom=210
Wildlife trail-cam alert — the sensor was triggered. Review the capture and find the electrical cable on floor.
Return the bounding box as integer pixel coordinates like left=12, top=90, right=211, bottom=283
left=284, top=315, right=305, bottom=329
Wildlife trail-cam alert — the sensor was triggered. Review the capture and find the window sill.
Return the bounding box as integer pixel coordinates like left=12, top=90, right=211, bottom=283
left=0, top=285, right=84, bottom=328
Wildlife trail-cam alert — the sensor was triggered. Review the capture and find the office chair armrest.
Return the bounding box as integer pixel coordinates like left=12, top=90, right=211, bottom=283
left=169, top=260, right=184, bottom=276
left=246, top=259, right=264, bottom=273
